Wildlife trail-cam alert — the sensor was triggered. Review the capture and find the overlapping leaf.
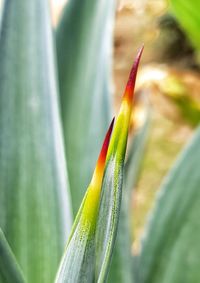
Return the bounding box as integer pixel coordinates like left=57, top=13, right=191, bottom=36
left=0, top=1, right=72, bottom=282
left=95, top=48, right=143, bottom=283
left=55, top=49, right=143, bottom=283
left=56, top=0, right=115, bottom=215
left=107, top=106, right=150, bottom=283
left=138, top=126, right=200, bottom=282
left=0, top=229, right=25, bottom=283
left=55, top=119, right=114, bottom=283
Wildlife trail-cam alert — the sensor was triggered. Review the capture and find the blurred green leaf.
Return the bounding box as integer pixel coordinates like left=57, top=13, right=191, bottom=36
left=138, top=126, right=200, bottom=282
left=0, top=1, right=72, bottom=282
left=159, top=75, right=200, bottom=127
left=170, top=0, right=200, bottom=51
left=107, top=105, right=150, bottom=283
left=0, top=228, right=25, bottom=283
left=56, top=0, right=114, bottom=215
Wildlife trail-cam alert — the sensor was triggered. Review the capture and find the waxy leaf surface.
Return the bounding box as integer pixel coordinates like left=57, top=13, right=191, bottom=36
left=56, top=0, right=115, bottom=215
left=0, top=1, right=72, bottom=282
left=55, top=120, right=114, bottom=283
left=0, top=229, right=25, bottom=283
left=95, top=48, right=143, bottom=283
left=56, top=49, right=143, bottom=283
left=138, top=126, right=200, bottom=283
left=108, top=107, right=150, bottom=283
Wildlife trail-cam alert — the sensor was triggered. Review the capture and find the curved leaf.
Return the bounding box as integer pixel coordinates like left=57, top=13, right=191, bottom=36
left=95, top=47, right=144, bottom=283
left=0, top=1, right=72, bottom=282
left=55, top=119, right=114, bottom=283
left=56, top=0, right=115, bottom=215
left=138, top=126, right=200, bottom=282
left=170, top=0, right=200, bottom=51
left=107, top=108, right=150, bottom=283
left=56, top=48, right=143, bottom=283
left=0, top=229, right=25, bottom=283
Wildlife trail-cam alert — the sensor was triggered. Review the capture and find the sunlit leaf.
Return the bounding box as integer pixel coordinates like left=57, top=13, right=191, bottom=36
left=55, top=119, right=114, bottom=283
left=108, top=106, right=150, bottom=283
left=56, top=48, right=143, bottom=283
left=170, top=0, right=200, bottom=51
left=138, top=126, right=200, bottom=282
left=0, top=228, right=25, bottom=283
left=95, top=47, right=144, bottom=283
left=0, top=1, right=72, bottom=282
left=56, top=0, right=115, bottom=215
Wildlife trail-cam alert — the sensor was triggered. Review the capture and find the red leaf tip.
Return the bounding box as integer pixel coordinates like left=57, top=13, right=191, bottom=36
left=124, top=45, right=144, bottom=102
left=96, top=117, right=115, bottom=170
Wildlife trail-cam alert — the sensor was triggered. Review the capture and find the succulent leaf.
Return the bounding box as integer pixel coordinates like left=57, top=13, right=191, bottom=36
left=0, top=229, right=25, bottom=283
left=56, top=47, right=143, bottom=283
left=56, top=0, right=115, bottom=215
left=138, top=126, right=200, bottom=283
left=108, top=106, right=150, bottom=283
left=0, top=1, right=72, bottom=282
left=55, top=119, right=114, bottom=283
left=95, top=47, right=144, bottom=283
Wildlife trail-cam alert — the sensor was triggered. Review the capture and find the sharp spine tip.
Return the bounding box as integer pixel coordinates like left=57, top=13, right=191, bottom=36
left=97, top=117, right=115, bottom=168
left=124, top=45, right=144, bottom=101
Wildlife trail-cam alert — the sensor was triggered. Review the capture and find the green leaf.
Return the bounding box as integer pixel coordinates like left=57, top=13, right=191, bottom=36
left=95, top=49, right=143, bottom=283
left=55, top=119, right=114, bottom=283
left=56, top=0, right=115, bottom=215
left=170, top=0, right=200, bottom=51
left=106, top=176, right=133, bottom=283
left=107, top=106, right=150, bottom=283
left=125, top=106, right=151, bottom=193
left=0, top=1, right=72, bottom=282
left=56, top=49, right=143, bottom=283
left=0, top=228, right=25, bottom=283
left=138, top=126, right=200, bottom=282
left=0, top=0, right=4, bottom=26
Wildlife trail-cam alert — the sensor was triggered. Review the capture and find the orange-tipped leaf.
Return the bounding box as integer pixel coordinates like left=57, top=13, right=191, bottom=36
left=95, top=47, right=143, bottom=283
left=55, top=119, right=114, bottom=283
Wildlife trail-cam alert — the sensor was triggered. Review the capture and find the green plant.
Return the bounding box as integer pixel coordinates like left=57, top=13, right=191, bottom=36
left=0, top=0, right=144, bottom=282
left=1, top=0, right=200, bottom=283
left=137, top=126, right=200, bottom=283
left=170, top=0, right=200, bottom=52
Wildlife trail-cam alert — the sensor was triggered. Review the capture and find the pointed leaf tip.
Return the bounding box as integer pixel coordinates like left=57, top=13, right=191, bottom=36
left=55, top=118, right=115, bottom=283
left=96, top=117, right=115, bottom=171
left=124, top=45, right=144, bottom=102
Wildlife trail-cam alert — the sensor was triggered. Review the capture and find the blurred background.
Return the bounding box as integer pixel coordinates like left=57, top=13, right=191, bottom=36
left=51, top=0, right=200, bottom=253
left=1, top=0, right=198, bottom=253
left=52, top=0, right=200, bottom=252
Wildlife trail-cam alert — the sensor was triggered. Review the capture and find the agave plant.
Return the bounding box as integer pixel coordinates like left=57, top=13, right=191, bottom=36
left=0, top=0, right=144, bottom=282
left=1, top=0, right=200, bottom=283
